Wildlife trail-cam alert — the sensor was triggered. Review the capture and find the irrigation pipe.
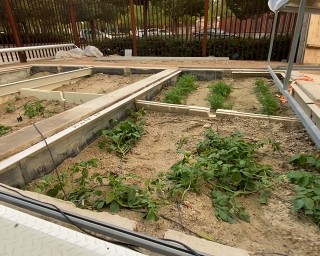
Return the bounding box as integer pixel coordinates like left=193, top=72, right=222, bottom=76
left=0, top=191, right=208, bottom=256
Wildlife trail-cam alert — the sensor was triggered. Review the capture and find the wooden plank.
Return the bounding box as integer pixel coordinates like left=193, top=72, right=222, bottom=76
left=304, top=15, right=320, bottom=64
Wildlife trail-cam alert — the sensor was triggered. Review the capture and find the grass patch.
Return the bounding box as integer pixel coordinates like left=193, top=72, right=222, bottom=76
left=254, top=79, right=279, bottom=115
left=164, top=74, right=197, bottom=104
left=208, top=81, right=233, bottom=110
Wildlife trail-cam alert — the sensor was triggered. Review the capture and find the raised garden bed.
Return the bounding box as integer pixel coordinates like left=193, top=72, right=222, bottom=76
left=25, top=110, right=320, bottom=256
left=0, top=96, right=76, bottom=137
left=157, top=75, right=295, bottom=117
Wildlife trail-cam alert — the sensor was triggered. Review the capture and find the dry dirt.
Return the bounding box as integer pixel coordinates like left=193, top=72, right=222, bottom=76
left=0, top=95, right=76, bottom=135
left=27, top=111, right=320, bottom=256
left=0, top=74, right=149, bottom=137
left=55, top=73, right=150, bottom=94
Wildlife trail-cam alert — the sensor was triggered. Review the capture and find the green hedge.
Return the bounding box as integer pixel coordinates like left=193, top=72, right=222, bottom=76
left=91, top=35, right=292, bottom=61
left=0, top=33, right=71, bottom=44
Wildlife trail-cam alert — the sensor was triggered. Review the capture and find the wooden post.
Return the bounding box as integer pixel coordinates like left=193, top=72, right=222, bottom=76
left=3, top=0, right=27, bottom=62
left=202, top=0, right=209, bottom=57
left=129, top=0, right=138, bottom=56
left=69, top=0, right=79, bottom=47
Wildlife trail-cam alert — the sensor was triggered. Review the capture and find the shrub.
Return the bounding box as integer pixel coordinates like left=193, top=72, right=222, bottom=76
left=91, top=35, right=292, bottom=61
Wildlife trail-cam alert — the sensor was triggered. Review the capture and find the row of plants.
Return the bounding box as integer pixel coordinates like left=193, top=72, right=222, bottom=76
left=254, top=79, right=280, bottom=115
left=30, top=109, right=320, bottom=227
left=0, top=100, right=45, bottom=137
left=91, top=35, right=292, bottom=61
left=207, top=80, right=233, bottom=110
left=164, top=74, right=197, bottom=104
left=4, top=99, right=56, bottom=118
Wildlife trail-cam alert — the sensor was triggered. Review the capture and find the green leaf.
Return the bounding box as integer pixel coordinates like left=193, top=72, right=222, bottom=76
left=231, top=171, right=242, bottom=184
left=304, top=198, right=315, bottom=210
left=95, top=200, right=105, bottom=210
left=293, top=198, right=305, bottom=211
left=110, top=201, right=120, bottom=213
left=82, top=168, right=89, bottom=178
left=238, top=210, right=250, bottom=222
left=46, top=188, right=59, bottom=197
left=289, top=155, right=308, bottom=166
left=215, top=208, right=236, bottom=224
left=259, top=190, right=271, bottom=204
left=127, top=188, right=136, bottom=207
left=105, top=193, right=116, bottom=204
left=94, top=190, right=102, bottom=196
left=144, top=208, right=159, bottom=221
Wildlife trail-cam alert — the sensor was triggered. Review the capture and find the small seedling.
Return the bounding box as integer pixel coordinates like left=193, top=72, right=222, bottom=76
left=99, top=109, right=145, bottom=158
left=5, top=101, right=16, bottom=113
left=24, top=101, right=45, bottom=118
left=0, top=125, right=11, bottom=136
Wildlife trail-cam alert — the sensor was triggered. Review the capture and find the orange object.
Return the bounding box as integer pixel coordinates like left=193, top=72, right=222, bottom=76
left=278, top=76, right=314, bottom=104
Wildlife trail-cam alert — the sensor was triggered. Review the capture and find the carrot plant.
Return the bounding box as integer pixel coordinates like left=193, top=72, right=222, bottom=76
left=254, top=79, right=279, bottom=115
left=208, top=81, right=232, bottom=110
left=164, top=74, right=196, bottom=104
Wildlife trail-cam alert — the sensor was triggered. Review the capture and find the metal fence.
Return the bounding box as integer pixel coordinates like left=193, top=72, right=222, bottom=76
left=0, top=0, right=297, bottom=63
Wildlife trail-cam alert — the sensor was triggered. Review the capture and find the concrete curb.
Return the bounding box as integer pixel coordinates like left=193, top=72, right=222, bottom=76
left=0, top=68, right=92, bottom=97
left=216, top=109, right=301, bottom=124
left=135, top=100, right=210, bottom=117
left=164, top=229, right=251, bottom=256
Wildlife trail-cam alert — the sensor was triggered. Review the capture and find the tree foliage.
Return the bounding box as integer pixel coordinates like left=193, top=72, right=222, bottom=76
left=155, top=0, right=204, bottom=19
left=75, top=0, right=128, bottom=22
left=225, top=0, right=270, bottom=20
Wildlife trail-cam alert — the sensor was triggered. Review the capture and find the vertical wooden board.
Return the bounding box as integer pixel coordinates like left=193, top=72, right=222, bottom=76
left=304, top=15, right=320, bottom=64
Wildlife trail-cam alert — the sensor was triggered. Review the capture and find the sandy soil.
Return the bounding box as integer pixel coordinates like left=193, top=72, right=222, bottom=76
left=27, top=111, right=320, bottom=256
left=0, top=95, right=76, bottom=135
left=55, top=73, right=150, bottom=94
left=0, top=74, right=149, bottom=137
